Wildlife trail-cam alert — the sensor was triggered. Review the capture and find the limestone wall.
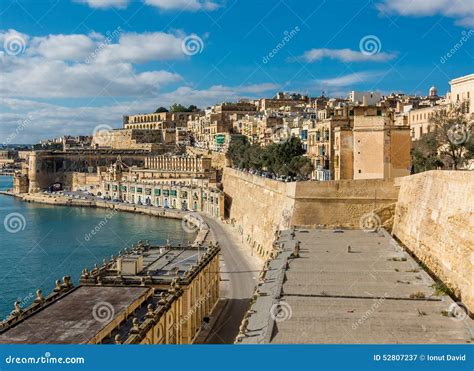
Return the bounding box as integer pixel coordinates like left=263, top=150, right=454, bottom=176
left=222, top=168, right=400, bottom=257
left=222, top=168, right=295, bottom=257
left=71, top=172, right=101, bottom=191
left=392, top=170, right=474, bottom=312
left=292, top=179, right=399, bottom=228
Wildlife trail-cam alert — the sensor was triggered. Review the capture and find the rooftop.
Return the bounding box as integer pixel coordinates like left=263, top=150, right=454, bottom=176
left=0, top=286, right=150, bottom=344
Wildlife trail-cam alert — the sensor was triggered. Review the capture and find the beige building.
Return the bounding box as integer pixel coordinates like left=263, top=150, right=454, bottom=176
left=351, top=106, right=411, bottom=180
left=98, top=158, right=223, bottom=217
left=408, top=105, right=441, bottom=141
left=256, top=92, right=309, bottom=111
left=124, top=111, right=197, bottom=130
left=144, top=154, right=212, bottom=173
left=409, top=74, right=474, bottom=142
left=91, top=128, right=167, bottom=151
left=447, top=73, right=474, bottom=115
left=0, top=242, right=220, bottom=344
left=187, top=102, right=256, bottom=150
left=307, top=106, right=352, bottom=180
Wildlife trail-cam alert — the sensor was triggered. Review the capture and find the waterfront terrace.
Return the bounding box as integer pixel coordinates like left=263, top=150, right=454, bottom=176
left=0, top=241, right=220, bottom=344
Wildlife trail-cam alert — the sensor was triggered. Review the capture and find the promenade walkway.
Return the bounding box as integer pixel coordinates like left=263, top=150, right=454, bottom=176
left=238, top=228, right=474, bottom=343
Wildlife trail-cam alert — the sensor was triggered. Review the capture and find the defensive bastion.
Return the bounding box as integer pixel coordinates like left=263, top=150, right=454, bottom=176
left=222, top=168, right=473, bottom=313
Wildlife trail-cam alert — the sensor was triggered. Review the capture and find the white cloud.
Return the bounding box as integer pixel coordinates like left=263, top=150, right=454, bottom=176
left=0, top=29, right=210, bottom=98
left=30, top=34, right=97, bottom=60
left=376, top=0, right=474, bottom=27
left=17, top=30, right=188, bottom=64
left=316, top=71, right=382, bottom=87
left=144, top=0, right=220, bottom=11
left=94, top=32, right=187, bottom=64
left=297, top=48, right=396, bottom=63
left=0, top=56, right=181, bottom=98
left=75, top=0, right=221, bottom=11
left=74, top=0, right=130, bottom=9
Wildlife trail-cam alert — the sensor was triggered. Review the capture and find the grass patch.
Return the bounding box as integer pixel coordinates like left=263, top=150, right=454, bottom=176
left=409, top=291, right=426, bottom=299
left=432, top=281, right=453, bottom=296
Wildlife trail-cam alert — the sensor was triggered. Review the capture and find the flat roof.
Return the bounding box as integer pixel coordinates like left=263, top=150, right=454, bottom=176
left=240, top=229, right=474, bottom=344
left=0, top=286, right=149, bottom=344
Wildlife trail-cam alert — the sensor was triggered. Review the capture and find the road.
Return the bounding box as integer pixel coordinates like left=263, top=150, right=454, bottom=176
left=52, top=191, right=259, bottom=343
left=201, top=216, right=260, bottom=344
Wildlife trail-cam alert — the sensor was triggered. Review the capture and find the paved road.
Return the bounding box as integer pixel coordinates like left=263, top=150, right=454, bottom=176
left=54, top=191, right=258, bottom=343
left=201, top=216, right=259, bottom=344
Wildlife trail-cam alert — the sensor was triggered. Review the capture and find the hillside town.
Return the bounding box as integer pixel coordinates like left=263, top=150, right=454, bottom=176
left=0, top=73, right=472, bottom=346
left=2, top=73, right=472, bottom=191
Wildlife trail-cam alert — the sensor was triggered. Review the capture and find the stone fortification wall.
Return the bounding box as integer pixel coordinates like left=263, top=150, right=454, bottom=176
left=392, top=170, right=474, bottom=312
left=222, top=168, right=399, bottom=257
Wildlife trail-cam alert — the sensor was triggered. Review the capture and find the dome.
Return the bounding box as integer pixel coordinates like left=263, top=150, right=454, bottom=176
left=429, top=86, right=438, bottom=97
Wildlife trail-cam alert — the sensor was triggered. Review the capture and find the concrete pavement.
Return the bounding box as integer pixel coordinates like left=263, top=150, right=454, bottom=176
left=200, top=216, right=262, bottom=344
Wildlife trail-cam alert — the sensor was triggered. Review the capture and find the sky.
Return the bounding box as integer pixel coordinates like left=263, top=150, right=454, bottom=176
left=0, top=0, right=473, bottom=144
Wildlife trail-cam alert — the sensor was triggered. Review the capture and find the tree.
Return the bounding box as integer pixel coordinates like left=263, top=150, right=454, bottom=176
left=422, top=105, right=473, bottom=170
left=227, top=136, right=312, bottom=177
left=155, top=106, right=169, bottom=113
left=412, top=133, right=443, bottom=173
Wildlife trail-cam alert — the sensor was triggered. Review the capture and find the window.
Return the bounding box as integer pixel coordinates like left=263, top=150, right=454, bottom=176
left=358, top=169, right=362, bottom=173
left=130, top=186, right=135, bottom=192
left=136, top=187, right=143, bottom=193
left=376, top=110, right=382, bottom=116
left=154, top=189, right=161, bottom=196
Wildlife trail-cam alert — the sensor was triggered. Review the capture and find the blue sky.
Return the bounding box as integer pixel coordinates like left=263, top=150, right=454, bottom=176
left=0, top=0, right=473, bottom=143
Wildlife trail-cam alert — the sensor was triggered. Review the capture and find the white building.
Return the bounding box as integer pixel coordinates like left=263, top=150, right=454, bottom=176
left=349, top=91, right=381, bottom=106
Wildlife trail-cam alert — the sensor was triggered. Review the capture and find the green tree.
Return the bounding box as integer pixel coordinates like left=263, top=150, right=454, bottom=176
left=413, top=105, right=473, bottom=171
left=155, top=106, right=169, bottom=113
left=412, top=133, right=443, bottom=173
left=227, top=136, right=312, bottom=178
